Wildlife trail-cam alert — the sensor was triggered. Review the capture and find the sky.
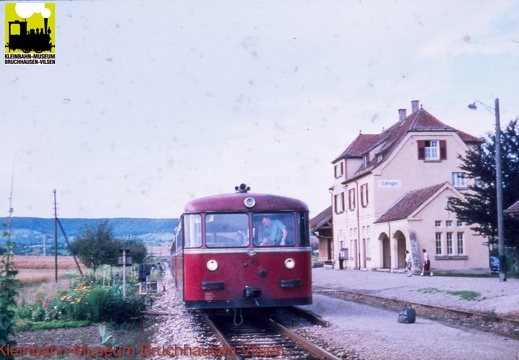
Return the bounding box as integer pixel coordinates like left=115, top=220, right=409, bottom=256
left=1, top=0, right=519, bottom=219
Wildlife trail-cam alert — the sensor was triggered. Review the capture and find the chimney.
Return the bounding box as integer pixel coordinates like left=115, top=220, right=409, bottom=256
left=411, top=100, right=420, bottom=113
left=398, top=109, right=407, bottom=121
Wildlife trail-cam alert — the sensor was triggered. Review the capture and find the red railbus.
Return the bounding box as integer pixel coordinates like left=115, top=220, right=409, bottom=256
left=170, top=184, right=312, bottom=309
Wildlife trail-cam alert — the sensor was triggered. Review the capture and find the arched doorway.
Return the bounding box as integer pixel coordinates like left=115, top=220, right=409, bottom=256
left=379, top=233, right=390, bottom=269
left=394, top=230, right=407, bottom=269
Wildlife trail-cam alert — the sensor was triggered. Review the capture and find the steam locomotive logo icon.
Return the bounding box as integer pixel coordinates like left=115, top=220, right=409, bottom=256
left=4, top=2, right=55, bottom=55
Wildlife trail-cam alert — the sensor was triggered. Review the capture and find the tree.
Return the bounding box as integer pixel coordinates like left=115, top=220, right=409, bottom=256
left=70, top=220, right=119, bottom=276
left=0, top=224, right=19, bottom=359
left=447, top=119, right=519, bottom=274
left=124, top=239, right=147, bottom=265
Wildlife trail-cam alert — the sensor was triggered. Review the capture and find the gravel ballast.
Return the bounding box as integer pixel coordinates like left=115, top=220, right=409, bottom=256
left=145, top=267, right=519, bottom=359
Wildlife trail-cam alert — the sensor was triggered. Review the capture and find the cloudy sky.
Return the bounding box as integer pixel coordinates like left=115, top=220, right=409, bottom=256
left=1, top=0, right=518, bottom=219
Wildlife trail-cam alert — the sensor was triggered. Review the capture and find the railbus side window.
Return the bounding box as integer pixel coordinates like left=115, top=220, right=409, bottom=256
left=252, top=213, right=295, bottom=247
left=205, top=213, right=249, bottom=247
left=298, top=212, right=310, bottom=246
left=176, top=224, right=183, bottom=251
left=184, top=214, right=202, bottom=248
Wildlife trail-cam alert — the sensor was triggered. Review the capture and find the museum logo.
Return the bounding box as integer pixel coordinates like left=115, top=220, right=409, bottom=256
left=4, top=2, right=55, bottom=65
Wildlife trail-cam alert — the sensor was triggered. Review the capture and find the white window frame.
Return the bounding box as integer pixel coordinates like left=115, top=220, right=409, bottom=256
left=360, top=183, right=369, bottom=207
left=446, top=232, right=453, bottom=255
left=457, top=232, right=464, bottom=255
left=452, top=172, right=466, bottom=188
left=334, top=192, right=345, bottom=214
left=425, top=140, right=439, bottom=160
left=435, top=232, right=442, bottom=255
left=334, top=162, right=344, bottom=178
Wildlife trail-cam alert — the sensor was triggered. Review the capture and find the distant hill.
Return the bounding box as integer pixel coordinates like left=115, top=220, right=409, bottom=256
left=0, top=217, right=178, bottom=255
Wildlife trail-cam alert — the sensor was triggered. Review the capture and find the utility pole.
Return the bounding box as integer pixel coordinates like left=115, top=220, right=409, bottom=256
left=468, top=98, right=506, bottom=281
left=53, top=189, right=58, bottom=283
left=494, top=98, right=506, bottom=282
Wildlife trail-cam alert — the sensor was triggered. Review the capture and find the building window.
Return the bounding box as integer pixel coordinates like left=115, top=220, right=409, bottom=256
left=457, top=220, right=463, bottom=227
left=435, top=232, right=442, bottom=255
left=417, top=140, right=447, bottom=160
left=446, top=220, right=452, bottom=227
left=334, top=162, right=344, bottom=178
left=360, top=184, right=369, bottom=207
left=435, top=220, right=441, bottom=227
left=348, top=188, right=356, bottom=210
left=363, top=154, right=369, bottom=167
left=446, top=232, right=453, bottom=255
left=457, top=232, right=464, bottom=254
left=452, top=172, right=466, bottom=188
left=425, top=140, right=439, bottom=159
left=334, top=192, right=345, bottom=214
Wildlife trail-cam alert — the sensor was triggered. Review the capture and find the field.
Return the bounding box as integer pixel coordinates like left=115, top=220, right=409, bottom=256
left=12, top=255, right=83, bottom=284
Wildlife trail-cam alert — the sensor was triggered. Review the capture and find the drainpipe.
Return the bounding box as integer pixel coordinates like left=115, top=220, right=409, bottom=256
left=355, top=180, right=361, bottom=269
left=388, top=222, right=391, bottom=270
left=328, top=187, right=335, bottom=262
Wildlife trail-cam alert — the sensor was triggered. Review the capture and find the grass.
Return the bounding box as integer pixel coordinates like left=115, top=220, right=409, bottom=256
left=417, top=287, right=481, bottom=301
left=16, top=320, right=92, bottom=331
left=446, top=290, right=481, bottom=301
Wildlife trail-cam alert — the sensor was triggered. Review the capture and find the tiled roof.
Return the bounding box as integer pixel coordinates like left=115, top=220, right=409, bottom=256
left=334, top=133, right=384, bottom=160
left=310, top=206, right=332, bottom=232
left=374, top=182, right=448, bottom=223
left=333, top=106, right=483, bottom=177
left=505, top=199, right=519, bottom=214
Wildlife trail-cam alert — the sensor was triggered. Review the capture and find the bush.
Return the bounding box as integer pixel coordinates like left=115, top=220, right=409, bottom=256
left=101, top=292, right=144, bottom=323
left=15, top=274, right=145, bottom=326
left=52, top=280, right=144, bottom=323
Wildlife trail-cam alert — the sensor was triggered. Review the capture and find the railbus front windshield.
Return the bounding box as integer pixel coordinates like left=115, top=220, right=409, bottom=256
left=182, top=212, right=309, bottom=248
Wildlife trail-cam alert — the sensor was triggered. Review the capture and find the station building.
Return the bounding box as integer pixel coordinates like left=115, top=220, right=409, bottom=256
left=318, top=100, right=490, bottom=273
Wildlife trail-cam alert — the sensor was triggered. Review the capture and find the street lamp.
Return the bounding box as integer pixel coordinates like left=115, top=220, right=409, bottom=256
left=468, top=98, right=506, bottom=282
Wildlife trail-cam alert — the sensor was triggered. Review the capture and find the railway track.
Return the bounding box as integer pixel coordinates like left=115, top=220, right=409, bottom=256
left=314, top=286, right=519, bottom=340
left=201, top=309, right=340, bottom=359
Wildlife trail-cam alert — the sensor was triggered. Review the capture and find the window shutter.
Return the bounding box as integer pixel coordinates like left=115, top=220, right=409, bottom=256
left=417, top=140, right=425, bottom=159
left=440, top=140, right=447, bottom=160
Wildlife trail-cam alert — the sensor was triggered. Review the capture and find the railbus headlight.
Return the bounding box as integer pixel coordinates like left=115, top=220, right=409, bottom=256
left=207, top=259, right=219, bottom=271
left=284, top=258, right=296, bottom=270
left=244, top=197, right=256, bottom=208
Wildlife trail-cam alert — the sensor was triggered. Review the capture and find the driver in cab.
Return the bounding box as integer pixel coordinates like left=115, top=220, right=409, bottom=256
left=260, top=216, right=287, bottom=246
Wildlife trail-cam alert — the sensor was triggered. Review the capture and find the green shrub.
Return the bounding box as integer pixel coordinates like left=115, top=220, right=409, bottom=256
left=16, top=274, right=144, bottom=327
left=0, top=230, right=19, bottom=360
left=14, top=318, right=32, bottom=332
left=53, top=281, right=144, bottom=323
left=88, top=287, right=107, bottom=322
left=101, top=291, right=145, bottom=323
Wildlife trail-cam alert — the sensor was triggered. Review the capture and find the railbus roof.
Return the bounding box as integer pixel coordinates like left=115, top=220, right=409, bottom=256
left=183, top=192, right=309, bottom=214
